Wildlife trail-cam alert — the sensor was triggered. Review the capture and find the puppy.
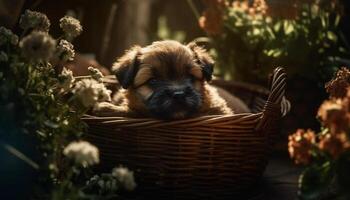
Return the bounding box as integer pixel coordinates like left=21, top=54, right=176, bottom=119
left=94, top=40, right=250, bottom=119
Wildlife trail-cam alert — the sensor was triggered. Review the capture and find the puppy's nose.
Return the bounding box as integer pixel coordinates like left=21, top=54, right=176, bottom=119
left=172, top=90, right=186, bottom=99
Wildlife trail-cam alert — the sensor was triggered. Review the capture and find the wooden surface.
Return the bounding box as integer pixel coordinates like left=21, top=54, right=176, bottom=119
left=251, top=152, right=302, bottom=200
left=199, top=152, right=302, bottom=200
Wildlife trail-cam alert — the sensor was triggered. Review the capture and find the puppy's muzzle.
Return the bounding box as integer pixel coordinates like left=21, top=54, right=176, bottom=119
left=168, top=86, right=191, bottom=101
left=146, top=84, right=202, bottom=119
left=172, top=90, right=185, bottom=99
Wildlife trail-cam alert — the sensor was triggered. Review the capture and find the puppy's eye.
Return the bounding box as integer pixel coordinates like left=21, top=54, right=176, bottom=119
left=148, top=78, right=158, bottom=85
left=189, top=74, right=196, bottom=82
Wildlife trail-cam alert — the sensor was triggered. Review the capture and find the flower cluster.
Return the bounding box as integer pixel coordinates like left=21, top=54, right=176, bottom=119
left=199, top=0, right=226, bottom=35
left=84, top=167, right=136, bottom=197
left=287, top=69, right=350, bottom=200
left=85, top=174, right=119, bottom=196
left=88, top=66, right=104, bottom=82
left=58, top=67, right=75, bottom=92
left=0, top=9, right=136, bottom=199
left=325, top=67, right=350, bottom=98
left=63, top=141, right=100, bottom=167
left=0, top=27, right=18, bottom=46
left=319, top=133, right=350, bottom=158
left=72, top=79, right=111, bottom=108
left=59, top=16, right=83, bottom=39
left=19, top=31, right=56, bottom=62
left=196, top=0, right=347, bottom=85
left=199, top=0, right=269, bottom=35
left=112, top=166, right=137, bottom=191
left=231, top=0, right=268, bottom=16
left=55, top=39, right=75, bottom=62
left=251, top=0, right=268, bottom=15
left=19, top=10, right=50, bottom=32
left=289, top=68, right=350, bottom=164
left=317, top=98, right=350, bottom=134
left=288, top=129, right=316, bottom=165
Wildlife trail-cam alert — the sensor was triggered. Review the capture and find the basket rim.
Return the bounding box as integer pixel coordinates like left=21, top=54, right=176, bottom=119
left=82, top=112, right=262, bottom=122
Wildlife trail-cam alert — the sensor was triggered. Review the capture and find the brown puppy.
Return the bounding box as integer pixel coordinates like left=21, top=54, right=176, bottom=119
left=94, top=40, right=249, bottom=119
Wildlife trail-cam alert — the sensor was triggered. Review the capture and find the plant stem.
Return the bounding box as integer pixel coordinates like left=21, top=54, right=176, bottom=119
left=186, top=0, right=200, bottom=20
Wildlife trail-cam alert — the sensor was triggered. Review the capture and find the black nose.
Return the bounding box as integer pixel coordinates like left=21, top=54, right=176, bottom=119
left=172, top=90, right=186, bottom=99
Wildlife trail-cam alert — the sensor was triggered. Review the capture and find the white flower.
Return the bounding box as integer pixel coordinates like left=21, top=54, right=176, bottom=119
left=0, top=27, right=18, bottom=46
left=58, top=67, right=75, bottom=91
left=85, top=174, right=119, bottom=194
left=63, top=141, right=99, bottom=167
left=72, top=79, right=111, bottom=108
left=112, top=166, right=136, bottom=191
left=88, top=66, right=104, bottom=82
left=19, top=10, right=50, bottom=32
left=56, top=39, right=75, bottom=61
left=19, top=31, right=56, bottom=61
left=59, top=16, right=82, bottom=39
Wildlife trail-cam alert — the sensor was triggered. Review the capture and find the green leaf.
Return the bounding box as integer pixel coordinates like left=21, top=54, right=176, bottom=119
left=2, top=143, right=39, bottom=170
left=263, top=49, right=273, bottom=56
left=318, top=48, right=325, bottom=54
left=335, top=15, right=341, bottom=27
left=252, top=28, right=260, bottom=36
left=274, top=21, right=281, bottom=32
left=272, top=49, right=282, bottom=57
left=327, top=31, right=337, bottom=42
left=44, top=120, right=59, bottom=128
left=266, top=26, right=275, bottom=39
left=284, top=21, right=294, bottom=35
left=339, top=47, right=347, bottom=53
left=335, top=151, right=350, bottom=193
left=311, top=4, right=319, bottom=18
left=36, top=130, right=46, bottom=137
left=264, top=49, right=282, bottom=58
left=299, top=162, right=333, bottom=200
left=321, top=16, right=326, bottom=28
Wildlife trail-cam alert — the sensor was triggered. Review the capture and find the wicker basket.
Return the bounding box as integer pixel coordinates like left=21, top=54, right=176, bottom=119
left=82, top=67, right=290, bottom=199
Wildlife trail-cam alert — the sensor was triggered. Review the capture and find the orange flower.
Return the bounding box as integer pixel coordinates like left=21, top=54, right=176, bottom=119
left=199, top=0, right=225, bottom=35
left=199, top=10, right=223, bottom=35
left=325, top=67, right=350, bottom=98
left=253, top=0, right=268, bottom=15
left=317, top=99, right=350, bottom=134
left=231, top=0, right=268, bottom=18
left=249, top=7, right=256, bottom=15
left=232, top=1, right=240, bottom=9
left=288, top=129, right=316, bottom=165
left=319, top=133, right=350, bottom=158
left=231, top=0, right=249, bottom=12
left=240, top=1, right=249, bottom=11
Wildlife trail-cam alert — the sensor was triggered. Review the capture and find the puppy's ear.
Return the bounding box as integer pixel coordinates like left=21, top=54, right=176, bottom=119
left=112, top=46, right=142, bottom=89
left=188, top=42, right=214, bottom=81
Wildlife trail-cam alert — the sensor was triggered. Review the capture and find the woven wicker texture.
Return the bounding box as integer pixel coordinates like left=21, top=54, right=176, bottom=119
left=82, top=67, right=289, bottom=199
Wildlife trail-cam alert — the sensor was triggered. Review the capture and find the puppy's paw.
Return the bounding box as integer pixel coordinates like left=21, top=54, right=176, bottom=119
left=92, top=102, right=127, bottom=117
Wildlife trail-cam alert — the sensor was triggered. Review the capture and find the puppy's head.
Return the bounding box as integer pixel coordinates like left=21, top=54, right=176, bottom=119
left=112, top=40, right=214, bottom=119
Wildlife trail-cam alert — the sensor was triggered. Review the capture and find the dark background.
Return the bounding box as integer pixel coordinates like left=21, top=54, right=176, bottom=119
left=2, top=0, right=349, bottom=68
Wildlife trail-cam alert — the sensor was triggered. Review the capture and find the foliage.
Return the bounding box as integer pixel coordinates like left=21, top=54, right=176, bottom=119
left=0, top=10, right=135, bottom=199
left=195, top=0, right=350, bottom=85
left=155, top=16, right=187, bottom=43
left=288, top=67, right=350, bottom=200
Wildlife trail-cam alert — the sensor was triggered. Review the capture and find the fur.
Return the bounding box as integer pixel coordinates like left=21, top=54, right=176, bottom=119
left=93, top=40, right=250, bottom=119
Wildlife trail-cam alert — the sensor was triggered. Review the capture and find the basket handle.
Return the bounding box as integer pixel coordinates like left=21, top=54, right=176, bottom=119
left=255, top=67, right=290, bottom=132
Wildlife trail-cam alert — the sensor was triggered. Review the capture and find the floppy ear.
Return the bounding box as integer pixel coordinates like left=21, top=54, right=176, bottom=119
left=112, top=46, right=142, bottom=89
left=187, top=42, right=214, bottom=81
